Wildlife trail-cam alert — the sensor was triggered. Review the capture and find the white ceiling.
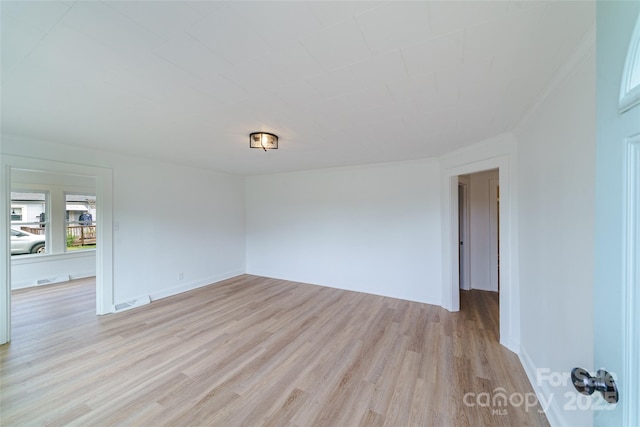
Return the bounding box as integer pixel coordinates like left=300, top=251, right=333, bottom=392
left=1, top=1, right=594, bottom=175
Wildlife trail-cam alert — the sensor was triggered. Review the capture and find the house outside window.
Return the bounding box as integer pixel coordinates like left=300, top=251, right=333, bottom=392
left=65, top=194, right=96, bottom=251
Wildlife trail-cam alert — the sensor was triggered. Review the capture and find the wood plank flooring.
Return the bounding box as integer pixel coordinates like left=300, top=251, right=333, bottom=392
left=1, top=275, right=549, bottom=426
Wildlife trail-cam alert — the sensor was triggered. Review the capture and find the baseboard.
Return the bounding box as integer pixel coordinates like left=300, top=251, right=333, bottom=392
left=500, top=336, right=520, bottom=354
left=148, top=270, right=245, bottom=302
left=519, top=346, right=566, bottom=427
left=12, top=270, right=96, bottom=290
left=245, top=269, right=443, bottom=307
left=69, top=271, right=96, bottom=280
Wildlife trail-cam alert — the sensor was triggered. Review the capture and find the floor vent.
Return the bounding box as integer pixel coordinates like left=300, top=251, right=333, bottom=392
left=114, top=295, right=151, bottom=313
left=35, top=275, right=70, bottom=286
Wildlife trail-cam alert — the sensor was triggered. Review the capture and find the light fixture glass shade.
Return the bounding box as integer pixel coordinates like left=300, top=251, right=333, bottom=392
left=250, top=132, right=278, bottom=150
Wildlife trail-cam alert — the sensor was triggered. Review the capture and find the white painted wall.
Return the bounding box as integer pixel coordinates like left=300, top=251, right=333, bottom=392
left=245, top=160, right=443, bottom=305
left=111, top=155, right=245, bottom=302
left=12, top=252, right=95, bottom=289
left=468, top=169, right=499, bottom=292
left=1, top=136, right=246, bottom=304
left=12, top=169, right=96, bottom=188
left=515, top=44, right=595, bottom=426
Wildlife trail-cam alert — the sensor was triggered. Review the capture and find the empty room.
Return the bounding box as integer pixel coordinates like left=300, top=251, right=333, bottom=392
left=2, top=1, right=639, bottom=426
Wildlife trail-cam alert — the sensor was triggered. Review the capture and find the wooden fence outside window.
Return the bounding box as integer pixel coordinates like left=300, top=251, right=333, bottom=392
left=67, top=226, right=96, bottom=247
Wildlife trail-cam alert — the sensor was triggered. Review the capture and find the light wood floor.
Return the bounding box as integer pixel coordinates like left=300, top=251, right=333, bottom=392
left=1, top=275, right=549, bottom=426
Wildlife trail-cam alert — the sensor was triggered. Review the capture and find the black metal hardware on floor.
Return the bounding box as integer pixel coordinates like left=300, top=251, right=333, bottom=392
left=571, top=367, right=619, bottom=403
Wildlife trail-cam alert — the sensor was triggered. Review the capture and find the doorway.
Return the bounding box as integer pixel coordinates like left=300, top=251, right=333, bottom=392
left=0, top=155, right=114, bottom=345
left=458, top=169, right=499, bottom=293
left=458, top=177, right=470, bottom=291
left=456, top=169, right=501, bottom=345
left=443, top=155, right=517, bottom=351
left=9, top=170, right=98, bottom=338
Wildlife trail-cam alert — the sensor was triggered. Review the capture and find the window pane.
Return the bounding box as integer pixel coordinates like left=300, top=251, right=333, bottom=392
left=10, top=192, right=47, bottom=256
left=11, top=207, right=22, bottom=221
left=65, top=194, right=96, bottom=251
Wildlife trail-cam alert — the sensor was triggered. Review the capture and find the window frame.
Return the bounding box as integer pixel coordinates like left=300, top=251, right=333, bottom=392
left=10, top=191, right=49, bottom=257
left=64, top=192, right=97, bottom=253
left=620, top=11, right=640, bottom=112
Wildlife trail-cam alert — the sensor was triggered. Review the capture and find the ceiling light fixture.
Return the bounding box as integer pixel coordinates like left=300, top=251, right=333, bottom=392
left=250, top=132, right=278, bottom=151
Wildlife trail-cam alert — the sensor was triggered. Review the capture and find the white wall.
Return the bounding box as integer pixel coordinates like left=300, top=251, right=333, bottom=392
left=12, top=252, right=95, bottom=289
left=468, top=169, right=499, bottom=292
left=1, top=136, right=246, bottom=304
left=111, top=155, right=245, bottom=302
left=246, top=160, right=443, bottom=305
left=515, top=44, right=595, bottom=426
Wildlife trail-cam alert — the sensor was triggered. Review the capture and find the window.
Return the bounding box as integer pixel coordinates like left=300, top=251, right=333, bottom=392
left=65, top=194, right=96, bottom=251
left=10, top=192, right=48, bottom=256
left=620, top=12, right=640, bottom=111
left=10, top=207, right=23, bottom=221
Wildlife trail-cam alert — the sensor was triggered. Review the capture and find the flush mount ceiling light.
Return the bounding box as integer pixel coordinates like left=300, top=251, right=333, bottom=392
left=250, top=132, right=278, bottom=151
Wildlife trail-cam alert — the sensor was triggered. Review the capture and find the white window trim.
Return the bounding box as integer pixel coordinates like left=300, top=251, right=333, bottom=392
left=620, top=11, right=640, bottom=112
left=10, top=191, right=49, bottom=256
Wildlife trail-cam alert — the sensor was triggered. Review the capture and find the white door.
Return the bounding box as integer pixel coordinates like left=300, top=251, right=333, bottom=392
left=593, top=3, right=640, bottom=426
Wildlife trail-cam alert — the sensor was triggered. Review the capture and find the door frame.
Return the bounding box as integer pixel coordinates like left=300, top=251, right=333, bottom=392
left=623, top=133, right=640, bottom=425
left=0, top=155, right=114, bottom=345
left=442, top=154, right=518, bottom=352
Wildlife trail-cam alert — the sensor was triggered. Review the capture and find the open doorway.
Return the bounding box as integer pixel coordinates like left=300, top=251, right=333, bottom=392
left=9, top=170, right=98, bottom=340
left=458, top=169, right=500, bottom=293
left=1, top=155, right=114, bottom=345
left=458, top=176, right=470, bottom=291
left=457, top=170, right=500, bottom=340
left=442, top=154, right=517, bottom=352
